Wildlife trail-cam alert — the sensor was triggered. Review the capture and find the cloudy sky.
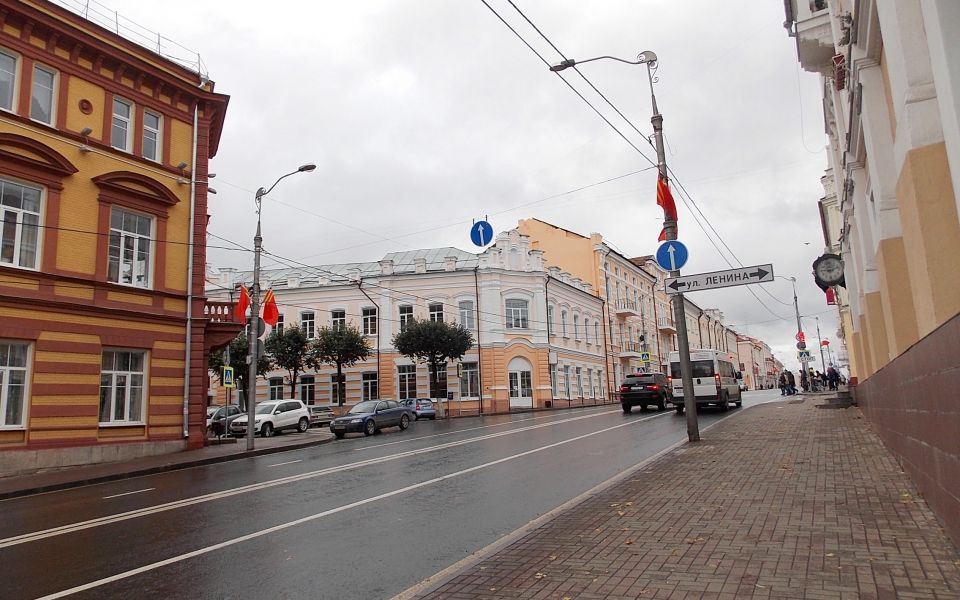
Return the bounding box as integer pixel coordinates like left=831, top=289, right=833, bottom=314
left=78, top=0, right=840, bottom=372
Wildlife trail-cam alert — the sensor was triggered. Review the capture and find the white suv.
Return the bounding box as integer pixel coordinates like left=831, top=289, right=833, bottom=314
left=230, top=400, right=310, bottom=437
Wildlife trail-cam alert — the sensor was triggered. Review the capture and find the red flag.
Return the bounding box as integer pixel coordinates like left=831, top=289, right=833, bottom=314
left=234, top=286, right=250, bottom=321
left=262, top=289, right=279, bottom=326
left=656, top=174, right=678, bottom=241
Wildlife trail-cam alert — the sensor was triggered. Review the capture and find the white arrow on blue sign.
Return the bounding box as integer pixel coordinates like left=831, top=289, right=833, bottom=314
left=470, top=220, right=494, bottom=247
left=655, top=240, right=689, bottom=272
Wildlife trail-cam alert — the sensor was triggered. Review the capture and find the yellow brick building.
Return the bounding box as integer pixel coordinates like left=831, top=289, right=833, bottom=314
left=0, top=1, right=238, bottom=473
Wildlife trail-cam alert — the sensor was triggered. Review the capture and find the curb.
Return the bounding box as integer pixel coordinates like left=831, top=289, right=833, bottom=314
left=392, top=400, right=772, bottom=600
left=0, top=434, right=335, bottom=501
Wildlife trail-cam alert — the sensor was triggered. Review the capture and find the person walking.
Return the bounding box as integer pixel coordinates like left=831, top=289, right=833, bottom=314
left=779, top=373, right=787, bottom=396
left=786, top=370, right=797, bottom=395
left=800, top=369, right=809, bottom=392
left=808, top=368, right=819, bottom=391
left=827, top=366, right=840, bottom=390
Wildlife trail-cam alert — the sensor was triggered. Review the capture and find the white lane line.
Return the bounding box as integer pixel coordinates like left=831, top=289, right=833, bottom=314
left=1, top=407, right=652, bottom=550
left=35, top=412, right=667, bottom=600
left=102, top=489, right=155, bottom=500
left=266, top=460, right=302, bottom=468
left=355, top=407, right=619, bottom=451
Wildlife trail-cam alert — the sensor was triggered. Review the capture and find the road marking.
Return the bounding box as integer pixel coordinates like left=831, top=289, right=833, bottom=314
left=266, top=460, right=302, bottom=468
left=35, top=412, right=668, bottom=600
left=0, top=408, right=661, bottom=550
left=354, top=406, right=617, bottom=451
left=101, top=488, right=155, bottom=500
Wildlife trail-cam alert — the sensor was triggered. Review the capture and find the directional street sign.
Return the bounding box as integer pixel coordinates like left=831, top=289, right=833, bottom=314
left=470, top=220, right=494, bottom=247
left=664, top=264, right=774, bottom=295
left=655, top=240, right=689, bottom=272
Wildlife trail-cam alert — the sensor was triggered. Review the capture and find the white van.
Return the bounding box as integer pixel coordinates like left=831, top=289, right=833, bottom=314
left=668, top=349, right=743, bottom=413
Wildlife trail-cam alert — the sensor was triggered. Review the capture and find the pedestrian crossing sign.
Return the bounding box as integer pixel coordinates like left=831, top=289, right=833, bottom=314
left=222, top=366, right=235, bottom=388
left=640, top=352, right=650, bottom=362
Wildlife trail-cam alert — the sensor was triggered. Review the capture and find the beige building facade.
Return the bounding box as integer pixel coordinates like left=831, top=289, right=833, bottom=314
left=786, top=0, right=960, bottom=545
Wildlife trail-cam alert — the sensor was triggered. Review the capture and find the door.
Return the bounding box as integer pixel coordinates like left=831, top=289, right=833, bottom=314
left=509, top=370, right=533, bottom=409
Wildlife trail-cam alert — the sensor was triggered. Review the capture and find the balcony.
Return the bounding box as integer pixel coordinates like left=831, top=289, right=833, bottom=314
left=657, top=317, right=676, bottom=333
left=203, top=299, right=244, bottom=353
left=787, top=0, right=836, bottom=74
left=613, top=299, right=640, bottom=318
left=618, top=341, right=645, bottom=359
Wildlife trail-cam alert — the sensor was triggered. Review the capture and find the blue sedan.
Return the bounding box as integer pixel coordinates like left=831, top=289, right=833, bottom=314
left=329, top=399, right=413, bottom=439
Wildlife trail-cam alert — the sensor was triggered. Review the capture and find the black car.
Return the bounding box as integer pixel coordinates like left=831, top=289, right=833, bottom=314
left=619, top=372, right=671, bottom=413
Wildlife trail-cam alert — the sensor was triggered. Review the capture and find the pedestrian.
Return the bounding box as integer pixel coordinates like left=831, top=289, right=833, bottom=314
left=800, top=369, right=809, bottom=392
left=827, top=366, right=840, bottom=390
left=808, top=368, right=818, bottom=391
left=779, top=373, right=787, bottom=395
left=786, top=370, right=797, bottom=395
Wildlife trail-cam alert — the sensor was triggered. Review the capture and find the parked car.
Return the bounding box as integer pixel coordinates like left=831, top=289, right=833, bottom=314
left=308, top=405, right=335, bottom=427
left=329, top=399, right=412, bottom=439
left=399, top=398, right=437, bottom=420
left=209, top=404, right=244, bottom=436
left=619, top=372, right=672, bottom=413
left=230, top=400, right=310, bottom=437
left=206, top=405, right=223, bottom=432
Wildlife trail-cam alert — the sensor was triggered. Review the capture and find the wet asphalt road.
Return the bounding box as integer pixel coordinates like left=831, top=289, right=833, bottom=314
left=2, top=391, right=784, bottom=599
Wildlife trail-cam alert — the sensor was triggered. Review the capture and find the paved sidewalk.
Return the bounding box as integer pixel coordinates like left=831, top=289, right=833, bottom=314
left=0, top=429, right=333, bottom=500
left=404, top=398, right=960, bottom=600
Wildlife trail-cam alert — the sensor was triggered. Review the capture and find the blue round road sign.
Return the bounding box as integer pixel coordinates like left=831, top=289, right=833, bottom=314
left=655, top=240, right=689, bottom=271
left=470, top=220, right=494, bottom=247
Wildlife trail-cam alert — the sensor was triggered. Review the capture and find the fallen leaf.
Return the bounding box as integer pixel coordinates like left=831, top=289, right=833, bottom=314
left=534, top=572, right=546, bottom=579
left=624, top=502, right=633, bottom=506
left=617, top=511, right=625, bottom=516
left=826, top=553, right=835, bottom=557
left=610, top=503, right=621, bottom=507
left=549, top=555, right=557, bottom=561
left=625, top=539, right=633, bottom=545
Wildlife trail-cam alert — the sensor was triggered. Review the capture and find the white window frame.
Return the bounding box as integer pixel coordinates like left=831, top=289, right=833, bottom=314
left=599, top=370, right=605, bottom=399
left=594, top=322, right=600, bottom=344
left=275, top=314, right=284, bottom=334
left=505, top=299, right=528, bottom=329
left=0, top=49, right=18, bottom=113
left=399, top=305, right=413, bottom=332
left=107, top=207, right=153, bottom=289
left=428, top=362, right=448, bottom=399
left=0, top=341, right=30, bottom=428
left=361, top=307, right=377, bottom=335
left=576, top=367, right=583, bottom=398
left=458, top=300, right=475, bottom=330
left=587, top=368, right=593, bottom=399
left=299, top=375, right=315, bottom=404
left=269, top=377, right=284, bottom=401
left=459, top=362, right=479, bottom=398
left=584, top=318, right=590, bottom=344
left=30, top=63, right=56, bottom=125
left=564, top=365, right=571, bottom=399
left=561, top=310, right=568, bottom=337
left=300, top=311, right=315, bottom=338
left=99, top=349, right=147, bottom=425
left=330, top=373, right=343, bottom=404
left=331, top=309, right=346, bottom=329
left=142, top=110, right=162, bottom=162
left=397, top=364, right=416, bottom=400
left=111, top=97, right=133, bottom=152
left=546, top=305, right=554, bottom=336
left=573, top=314, right=580, bottom=340
left=549, top=364, right=557, bottom=397
left=429, top=302, right=444, bottom=322
left=0, top=177, right=43, bottom=271
left=362, top=372, right=378, bottom=401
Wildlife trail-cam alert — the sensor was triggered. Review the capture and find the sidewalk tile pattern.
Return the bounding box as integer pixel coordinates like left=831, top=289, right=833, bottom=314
left=417, top=401, right=960, bottom=599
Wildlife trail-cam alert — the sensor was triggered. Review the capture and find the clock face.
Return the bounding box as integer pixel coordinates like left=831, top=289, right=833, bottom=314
left=816, top=256, right=844, bottom=283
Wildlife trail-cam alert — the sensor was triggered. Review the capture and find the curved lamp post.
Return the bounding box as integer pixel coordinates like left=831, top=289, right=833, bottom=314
left=245, top=163, right=316, bottom=451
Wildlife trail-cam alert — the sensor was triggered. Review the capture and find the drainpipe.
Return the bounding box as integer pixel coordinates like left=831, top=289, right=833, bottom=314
left=182, top=100, right=200, bottom=440
left=356, top=280, right=380, bottom=397
left=473, top=267, right=483, bottom=414
left=696, top=311, right=704, bottom=350
left=544, top=275, right=552, bottom=406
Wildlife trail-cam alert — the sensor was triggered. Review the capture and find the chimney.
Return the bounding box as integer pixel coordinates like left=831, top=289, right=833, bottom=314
left=414, top=258, right=427, bottom=274
left=444, top=256, right=458, bottom=271
left=287, top=272, right=301, bottom=288
left=380, top=260, right=394, bottom=275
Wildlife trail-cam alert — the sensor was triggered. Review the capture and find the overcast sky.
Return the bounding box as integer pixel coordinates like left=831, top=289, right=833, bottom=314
left=86, top=0, right=839, bottom=373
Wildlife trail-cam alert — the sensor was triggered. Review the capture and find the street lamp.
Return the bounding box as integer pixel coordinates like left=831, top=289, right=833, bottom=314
left=776, top=275, right=804, bottom=367
left=551, top=51, right=701, bottom=442
left=245, top=163, right=316, bottom=451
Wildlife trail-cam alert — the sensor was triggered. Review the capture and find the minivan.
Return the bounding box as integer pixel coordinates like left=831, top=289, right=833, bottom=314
left=668, top=349, right=743, bottom=413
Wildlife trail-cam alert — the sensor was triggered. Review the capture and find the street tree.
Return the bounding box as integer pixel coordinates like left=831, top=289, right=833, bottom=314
left=392, top=318, right=473, bottom=416
left=208, top=333, right=270, bottom=409
left=309, top=324, right=371, bottom=406
left=264, top=323, right=312, bottom=399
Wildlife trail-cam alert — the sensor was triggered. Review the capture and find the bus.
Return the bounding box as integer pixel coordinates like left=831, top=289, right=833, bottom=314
left=668, top=349, right=743, bottom=414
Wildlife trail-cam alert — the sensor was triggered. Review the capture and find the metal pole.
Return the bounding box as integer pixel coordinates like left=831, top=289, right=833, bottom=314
left=816, top=317, right=826, bottom=373
left=645, top=58, right=698, bottom=442
left=245, top=189, right=264, bottom=451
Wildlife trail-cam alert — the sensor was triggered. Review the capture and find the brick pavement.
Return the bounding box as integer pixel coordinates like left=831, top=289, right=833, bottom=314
left=409, top=399, right=960, bottom=600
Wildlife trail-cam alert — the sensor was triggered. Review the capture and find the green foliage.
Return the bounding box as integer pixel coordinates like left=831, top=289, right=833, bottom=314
left=208, top=333, right=270, bottom=406
left=392, top=319, right=473, bottom=412
left=309, top=324, right=371, bottom=405
left=265, top=324, right=312, bottom=398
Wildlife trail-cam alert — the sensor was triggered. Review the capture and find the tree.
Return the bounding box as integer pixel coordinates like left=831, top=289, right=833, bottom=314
left=208, top=334, right=270, bottom=409
left=392, top=318, right=473, bottom=417
left=264, top=323, right=312, bottom=399
left=309, top=324, right=371, bottom=406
